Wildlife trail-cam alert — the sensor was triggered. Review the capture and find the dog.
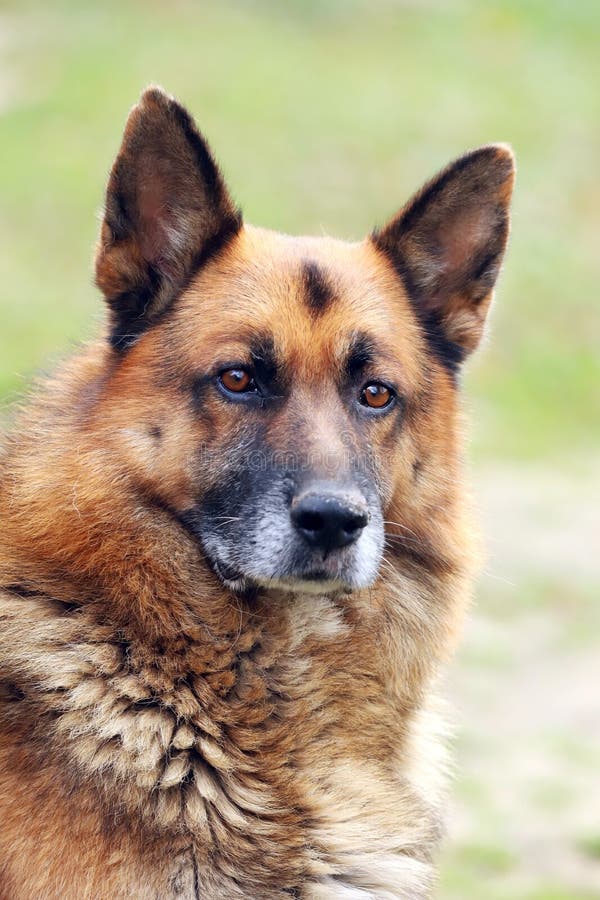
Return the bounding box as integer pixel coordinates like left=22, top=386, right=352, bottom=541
left=0, top=86, right=514, bottom=898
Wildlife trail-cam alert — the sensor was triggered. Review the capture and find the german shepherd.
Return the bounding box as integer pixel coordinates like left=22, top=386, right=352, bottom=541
left=0, top=87, right=514, bottom=898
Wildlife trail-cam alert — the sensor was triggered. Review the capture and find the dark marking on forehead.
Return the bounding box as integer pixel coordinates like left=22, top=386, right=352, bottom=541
left=301, top=260, right=332, bottom=315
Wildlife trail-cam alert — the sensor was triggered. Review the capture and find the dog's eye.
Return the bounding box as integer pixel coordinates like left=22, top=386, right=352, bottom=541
left=219, top=368, right=257, bottom=394
left=359, top=382, right=394, bottom=410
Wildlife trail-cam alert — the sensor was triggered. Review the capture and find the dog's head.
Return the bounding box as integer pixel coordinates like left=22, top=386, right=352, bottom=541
left=94, top=87, right=514, bottom=595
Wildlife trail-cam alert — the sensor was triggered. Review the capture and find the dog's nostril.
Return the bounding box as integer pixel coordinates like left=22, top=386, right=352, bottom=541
left=296, top=510, right=325, bottom=534
left=344, top=511, right=368, bottom=535
left=291, top=492, right=369, bottom=552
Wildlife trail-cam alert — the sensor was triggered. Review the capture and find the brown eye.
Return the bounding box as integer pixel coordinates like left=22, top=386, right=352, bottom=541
left=219, top=368, right=255, bottom=393
left=360, top=382, right=394, bottom=410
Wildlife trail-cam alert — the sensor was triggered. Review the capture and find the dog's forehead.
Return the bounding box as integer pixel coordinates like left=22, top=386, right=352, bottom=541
left=180, top=225, right=425, bottom=381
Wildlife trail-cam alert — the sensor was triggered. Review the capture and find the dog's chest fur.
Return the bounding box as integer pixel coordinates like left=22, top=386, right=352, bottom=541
left=0, top=585, right=445, bottom=898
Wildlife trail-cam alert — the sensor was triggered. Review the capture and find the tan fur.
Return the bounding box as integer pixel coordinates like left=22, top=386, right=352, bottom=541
left=0, top=89, right=513, bottom=898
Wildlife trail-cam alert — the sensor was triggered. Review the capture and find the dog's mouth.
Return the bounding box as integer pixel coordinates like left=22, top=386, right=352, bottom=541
left=212, top=557, right=245, bottom=584
left=209, top=550, right=367, bottom=595
left=211, top=557, right=253, bottom=592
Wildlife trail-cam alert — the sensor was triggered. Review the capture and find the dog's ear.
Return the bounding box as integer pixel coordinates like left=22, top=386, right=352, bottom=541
left=372, top=145, right=515, bottom=371
left=95, top=86, right=241, bottom=350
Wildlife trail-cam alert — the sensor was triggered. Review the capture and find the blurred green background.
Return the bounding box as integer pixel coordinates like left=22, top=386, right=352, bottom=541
left=1, top=1, right=598, bottom=897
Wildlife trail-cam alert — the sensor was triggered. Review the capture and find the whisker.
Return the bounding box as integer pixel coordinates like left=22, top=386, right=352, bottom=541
left=210, top=516, right=242, bottom=531
left=382, top=520, right=421, bottom=540
left=384, top=534, right=425, bottom=549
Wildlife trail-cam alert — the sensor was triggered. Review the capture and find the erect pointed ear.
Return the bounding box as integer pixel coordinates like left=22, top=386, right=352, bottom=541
left=372, top=145, right=515, bottom=372
left=95, top=86, right=241, bottom=350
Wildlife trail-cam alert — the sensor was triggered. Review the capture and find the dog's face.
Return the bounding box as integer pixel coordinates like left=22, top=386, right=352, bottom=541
left=95, top=88, right=514, bottom=594
left=163, top=231, right=421, bottom=593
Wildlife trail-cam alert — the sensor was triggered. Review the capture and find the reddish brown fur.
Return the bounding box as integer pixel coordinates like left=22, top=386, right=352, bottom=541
left=0, top=88, right=514, bottom=898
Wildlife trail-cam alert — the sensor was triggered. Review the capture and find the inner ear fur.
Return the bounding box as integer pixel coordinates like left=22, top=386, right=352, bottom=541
left=95, top=86, right=241, bottom=350
left=372, top=144, right=515, bottom=371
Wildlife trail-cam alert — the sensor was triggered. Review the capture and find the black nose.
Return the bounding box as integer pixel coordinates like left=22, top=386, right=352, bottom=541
left=291, top=492, right=369, bottom=553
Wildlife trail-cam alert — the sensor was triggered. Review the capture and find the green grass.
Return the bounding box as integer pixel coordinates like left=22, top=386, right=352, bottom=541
left=1, top=0, right=599, bottom=461
left=578, top=835, right=600, bottom=863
